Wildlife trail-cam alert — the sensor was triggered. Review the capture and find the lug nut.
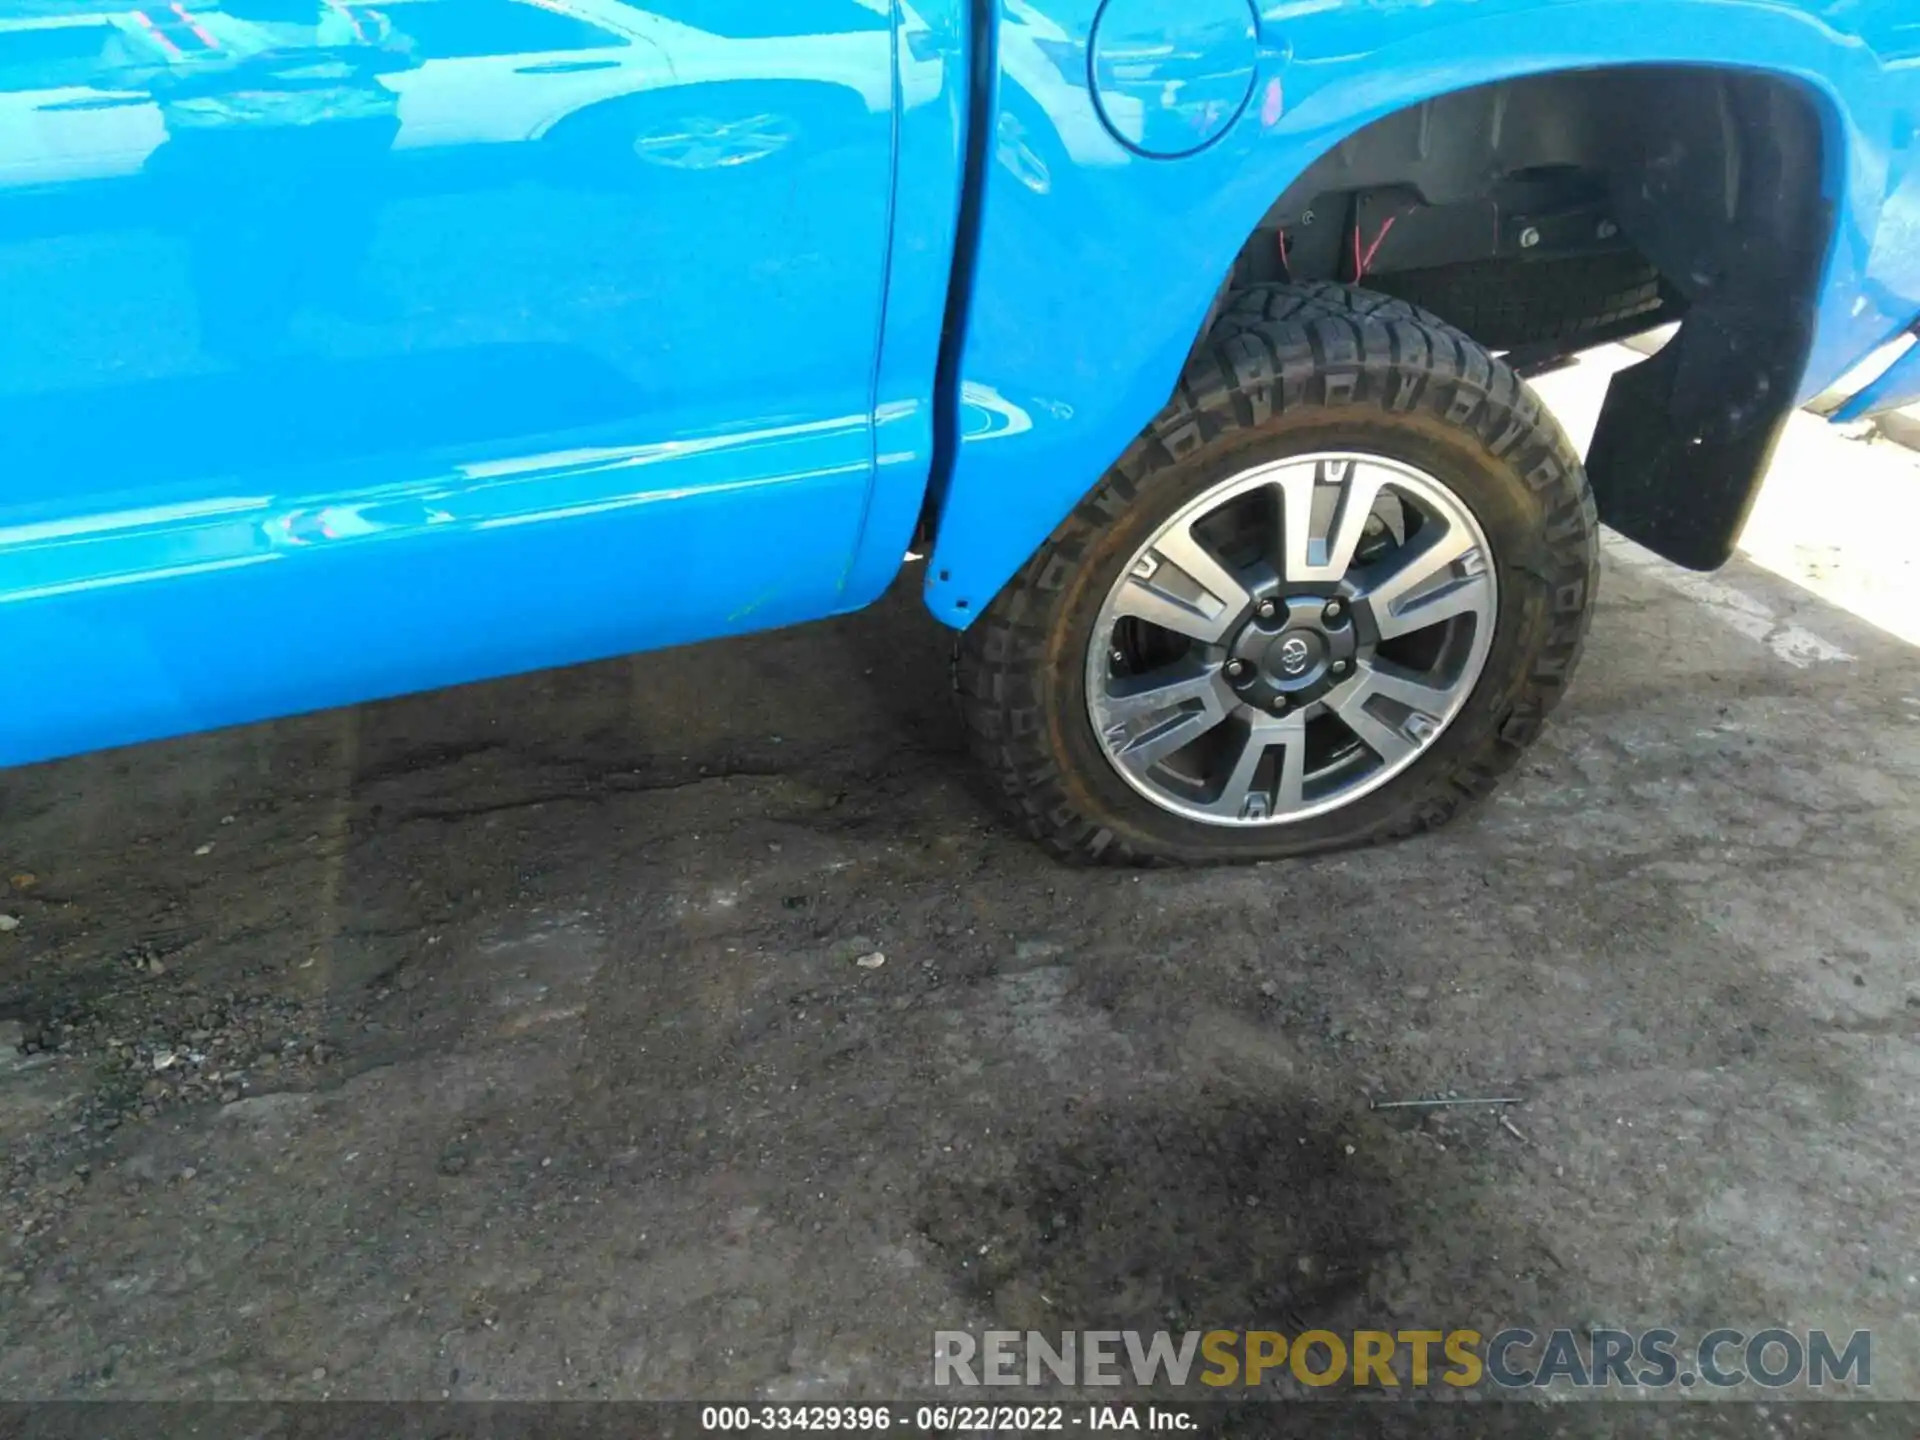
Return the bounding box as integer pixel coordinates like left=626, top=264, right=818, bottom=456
left=1270, top=695, right=1288, bottom=713
left=1224, top=659, right=1248, bottom=681
left=1255, top=599, right=1278, bottom=621
left=1331, top=659, right=1350, bottom=676
left=1322, top=599, right=1344, bottom=622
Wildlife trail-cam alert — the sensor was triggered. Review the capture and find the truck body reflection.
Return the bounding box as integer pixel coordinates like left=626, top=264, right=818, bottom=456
left=0, top=0, right=899, bottom=440
left=107, top=0, right=415, bottom=354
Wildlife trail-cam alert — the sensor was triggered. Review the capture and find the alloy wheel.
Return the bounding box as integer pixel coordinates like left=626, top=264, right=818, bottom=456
left=1085, top=452, right=1498, bottom=826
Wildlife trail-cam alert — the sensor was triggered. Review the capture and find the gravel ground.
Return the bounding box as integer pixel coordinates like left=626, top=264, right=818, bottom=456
left=2, top=520, right=1918, bottom=1431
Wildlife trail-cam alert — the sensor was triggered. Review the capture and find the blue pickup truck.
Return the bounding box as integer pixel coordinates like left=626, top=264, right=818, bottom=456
left=2, top=0, right=1917, bottom=862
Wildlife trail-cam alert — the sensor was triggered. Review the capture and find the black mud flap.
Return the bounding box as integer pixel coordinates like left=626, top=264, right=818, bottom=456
left=1584, top=298, right=1813, bottom=572
left=1582, top=70, right=1829, bottom=573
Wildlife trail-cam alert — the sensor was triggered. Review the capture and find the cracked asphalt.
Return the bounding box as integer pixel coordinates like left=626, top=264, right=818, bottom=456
left=2, top=361, right=1918, bottom=1429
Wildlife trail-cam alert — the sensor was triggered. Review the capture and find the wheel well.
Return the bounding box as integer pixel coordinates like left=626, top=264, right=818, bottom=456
left=1225, top=66, right=1832, bottom=569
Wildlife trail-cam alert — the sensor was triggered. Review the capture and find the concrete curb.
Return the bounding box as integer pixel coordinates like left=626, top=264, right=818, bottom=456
left=1869, top=407, right=1920, bottom=451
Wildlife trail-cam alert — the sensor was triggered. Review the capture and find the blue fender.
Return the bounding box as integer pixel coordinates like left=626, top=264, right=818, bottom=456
left=1833, top=333, right=1920, bottom=421
left=923, top=0, right=1920, bottom=627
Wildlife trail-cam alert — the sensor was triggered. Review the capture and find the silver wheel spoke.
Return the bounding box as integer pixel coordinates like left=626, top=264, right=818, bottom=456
left=1112, top=522, right=1251, bottom=643
left=1112, top=576, right=1224, bottom=642
left=1200, top=711, right=1306, bottom=820
left=1276, top=458, right=1387, bottom=584
left=1111, top=698, right=1230, bottom=773
left=1096, top=659, right=1235, bottom=774
left=1153, top=523, right=1247, bottom=612
left=1331, top=694, right=1416, bottom=767
left=1274, top=718, right=1307, bottom=813
left=1363, top=524, right=1491, bottom=640
left=1102, top=662, right=1225, bottom=723
left=1330, top=658, right=1449, bottom=766
left=1347, top=655, right=1450, bottom=710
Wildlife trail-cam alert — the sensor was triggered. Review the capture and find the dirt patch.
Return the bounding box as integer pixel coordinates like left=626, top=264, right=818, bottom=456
left=920, top=1092, right=1401, bottom=1337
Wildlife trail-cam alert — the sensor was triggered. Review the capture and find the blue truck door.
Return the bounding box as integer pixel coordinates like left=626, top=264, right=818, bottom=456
left=0, top=0, right=897, bottom=765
